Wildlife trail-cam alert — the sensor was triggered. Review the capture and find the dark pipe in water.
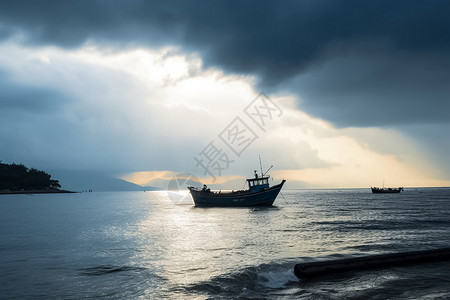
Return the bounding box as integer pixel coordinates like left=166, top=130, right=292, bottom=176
left=294, top=247, right=450, bottom=279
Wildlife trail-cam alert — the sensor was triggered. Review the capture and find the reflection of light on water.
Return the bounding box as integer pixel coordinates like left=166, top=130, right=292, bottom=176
left=135, top=191, right=279, bottom=286
left=167, top=190, right=193, bottom=205
left=133, top=193, right=253, bottom=287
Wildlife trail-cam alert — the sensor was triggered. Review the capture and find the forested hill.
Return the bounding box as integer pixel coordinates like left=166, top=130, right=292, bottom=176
left=0, top=162, right=62, bottom=192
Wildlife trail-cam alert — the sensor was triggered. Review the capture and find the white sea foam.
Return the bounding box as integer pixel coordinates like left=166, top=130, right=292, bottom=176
left=256, top=267, right=298, bottom=289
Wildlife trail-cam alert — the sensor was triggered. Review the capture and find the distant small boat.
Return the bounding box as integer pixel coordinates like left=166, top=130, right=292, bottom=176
left=188, top=170, right=285, bottom=207
left=371, top=187, right=403, bottom=194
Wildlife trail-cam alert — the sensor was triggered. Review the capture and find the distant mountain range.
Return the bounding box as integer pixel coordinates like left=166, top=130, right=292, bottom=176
left=49, top=170, right=311, bottom=192
left=50, top=170, right=160, bottom=192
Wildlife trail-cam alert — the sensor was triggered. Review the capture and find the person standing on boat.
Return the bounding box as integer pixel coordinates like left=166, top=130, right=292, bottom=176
left=202, top=184, right=210, bottom=192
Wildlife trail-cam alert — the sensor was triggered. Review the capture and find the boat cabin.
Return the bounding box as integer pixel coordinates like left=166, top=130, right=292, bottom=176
left=247, top=173, right=270, bottom=192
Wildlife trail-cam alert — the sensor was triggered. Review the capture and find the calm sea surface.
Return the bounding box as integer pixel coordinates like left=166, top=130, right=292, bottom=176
left=1, top=188, right=450, bottom=299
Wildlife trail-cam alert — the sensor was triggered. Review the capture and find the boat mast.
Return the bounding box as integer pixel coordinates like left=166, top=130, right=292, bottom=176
left=259, top=155, right=263, bottom=177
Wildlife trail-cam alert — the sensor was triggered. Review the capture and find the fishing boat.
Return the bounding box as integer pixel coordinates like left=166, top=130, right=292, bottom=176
left=371, top=187, right=403, bottom=194
left=188, top=168, right=285, bottom=207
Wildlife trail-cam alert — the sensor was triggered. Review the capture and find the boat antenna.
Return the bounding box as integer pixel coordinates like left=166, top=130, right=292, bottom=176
left=259, top=154, right=263, bottom=177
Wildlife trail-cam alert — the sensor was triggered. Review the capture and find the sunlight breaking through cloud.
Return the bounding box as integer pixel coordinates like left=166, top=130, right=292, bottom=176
left=0, top=41, right=448, bottom=188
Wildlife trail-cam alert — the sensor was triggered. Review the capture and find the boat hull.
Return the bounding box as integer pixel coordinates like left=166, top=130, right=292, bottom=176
left=188, top=180, right=285, bottom=207
left=371, top=187, right=403, bottom=194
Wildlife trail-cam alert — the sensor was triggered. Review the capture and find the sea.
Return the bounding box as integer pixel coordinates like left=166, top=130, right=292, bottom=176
left=1, top=188, right=450, bottom=299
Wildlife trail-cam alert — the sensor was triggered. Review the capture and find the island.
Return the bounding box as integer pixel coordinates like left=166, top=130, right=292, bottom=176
left=0, top=161, right=75, bottom=194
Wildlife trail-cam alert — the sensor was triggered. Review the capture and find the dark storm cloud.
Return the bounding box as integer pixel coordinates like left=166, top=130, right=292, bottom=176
left=283, top=47, right=450, bottom=127
left=1, top=0, right=450, bottom=127
left=0, top=0, right=183, bottom=47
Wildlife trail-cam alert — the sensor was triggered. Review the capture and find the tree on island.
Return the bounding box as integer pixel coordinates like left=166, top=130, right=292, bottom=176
left=0, top=161, right=61, bottom=191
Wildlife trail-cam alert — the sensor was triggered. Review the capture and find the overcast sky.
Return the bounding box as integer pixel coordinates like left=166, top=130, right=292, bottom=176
left=1, top=0, right=449, bottom=188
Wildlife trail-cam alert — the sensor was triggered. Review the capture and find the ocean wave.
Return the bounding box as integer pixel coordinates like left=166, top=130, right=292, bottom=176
left=182, top=262, right=299, bottom=298
left=310, top=219, right=446, bottom=231
left=79, top=265, right=147, bottom=276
